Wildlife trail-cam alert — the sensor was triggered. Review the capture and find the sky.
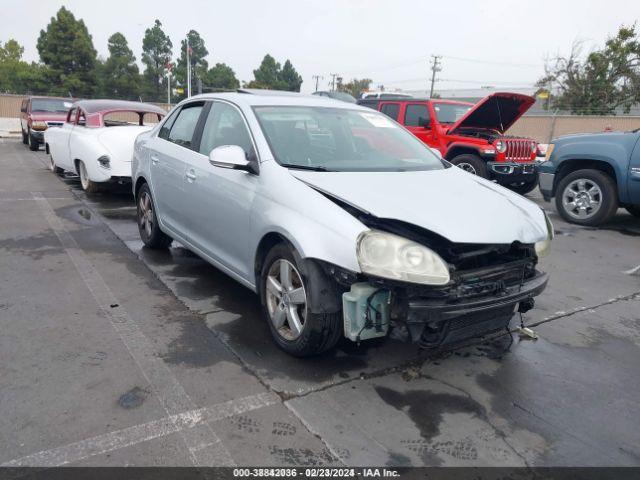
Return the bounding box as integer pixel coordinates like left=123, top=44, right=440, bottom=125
left=1, top=0, right=638, bottom=94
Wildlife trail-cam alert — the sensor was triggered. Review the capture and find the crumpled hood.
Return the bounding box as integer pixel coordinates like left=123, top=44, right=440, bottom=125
left=291, top=167, right=548, bottom=244
left=98, top=126, right=153, bottom=162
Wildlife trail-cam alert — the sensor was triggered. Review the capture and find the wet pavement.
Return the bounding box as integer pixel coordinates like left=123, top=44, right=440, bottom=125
left=1, top=139, right=639, bottom=466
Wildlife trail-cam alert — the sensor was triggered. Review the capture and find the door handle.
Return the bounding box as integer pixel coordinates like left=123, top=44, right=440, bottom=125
left=185, top=170, right=197, bottom=182
left=151, top=155, right=159, bottom=165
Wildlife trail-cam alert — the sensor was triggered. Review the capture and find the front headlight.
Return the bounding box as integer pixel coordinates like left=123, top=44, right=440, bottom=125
left=31, top=121, right=47, bottom=131
left=357, top=230, right=450, bottom=285
left=495, top=140, right=507, bottom=153
left=535, top=210, right=554, bottom=257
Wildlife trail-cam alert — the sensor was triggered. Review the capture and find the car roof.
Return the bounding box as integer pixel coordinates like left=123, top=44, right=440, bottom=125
left=73, top=99, right=166, bottom=115
left=180, top=89, right=371, bottom=111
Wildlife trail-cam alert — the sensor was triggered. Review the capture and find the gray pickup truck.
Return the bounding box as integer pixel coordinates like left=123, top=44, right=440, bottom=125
left=538, top=130, right=640, bottom=226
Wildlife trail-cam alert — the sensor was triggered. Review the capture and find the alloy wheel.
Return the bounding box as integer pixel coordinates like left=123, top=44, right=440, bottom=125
left=138, top=191, right=154, bottom=239
left=456, top=162, right=477, bottom=175
left=265, top=259, right=307, bottom=341
left=561, top=178, right=603, bottom=220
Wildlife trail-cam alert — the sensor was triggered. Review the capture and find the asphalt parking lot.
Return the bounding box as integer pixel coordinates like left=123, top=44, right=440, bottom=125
left=1, top=138, right=640, bottom=467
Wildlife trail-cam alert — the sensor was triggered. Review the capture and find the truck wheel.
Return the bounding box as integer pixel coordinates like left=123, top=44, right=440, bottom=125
left=22, top=130, right=28, bottom=145
left=555, top=169, right=618, bottom=226
left=450, top=154, right=487, bottom=178
left=260, top=243, right=342, bottom=357
left=136, top=184, right=173, bottom=249
left=77, top=160, right=101, bottom=193
left=508, top=180, right=538, bottom=196
left=27, top=129, right=39, bottom=151
left=625, top=205, right=640, bottom=218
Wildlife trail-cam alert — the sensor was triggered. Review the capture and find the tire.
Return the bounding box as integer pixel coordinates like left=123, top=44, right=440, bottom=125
left=450, top=154, right=487, bottom=178
left=625, top=205, right=640, bottom=218
left=48, top=150, right=64, bottom=175
left=508, top=179, right=538, bottom=195
left=555, top=169, right=618, bottom=226
left=21, top=130, right=28, bottom=145
left=136, top=183, right=173, bottom=249
left=77, top=160, right=101, bottom=193
left=27, top=129, right=38, bottom=151
left=260, top=243, right=342, bottom=356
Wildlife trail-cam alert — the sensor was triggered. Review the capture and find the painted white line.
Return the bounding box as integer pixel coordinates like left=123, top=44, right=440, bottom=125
left=2, top=392, right=277, bottom=467
left=30, top=192, right=238, bottom=466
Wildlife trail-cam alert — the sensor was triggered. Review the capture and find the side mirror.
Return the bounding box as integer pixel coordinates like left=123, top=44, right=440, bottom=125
left=209, top=145, right=257, bottom=174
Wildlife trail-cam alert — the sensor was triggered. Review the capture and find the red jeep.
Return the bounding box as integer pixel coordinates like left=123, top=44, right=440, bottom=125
left=20, top=96, right=72, bottom=151
left=358, top=92, right=539, bottom=194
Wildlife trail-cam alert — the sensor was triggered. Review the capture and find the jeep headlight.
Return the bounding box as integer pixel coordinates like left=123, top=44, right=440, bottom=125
left=495, top=140, right=507, bottom=153
left=357, top=230, right=450, bottom=285
left=535, top=210, right=554, bottom=257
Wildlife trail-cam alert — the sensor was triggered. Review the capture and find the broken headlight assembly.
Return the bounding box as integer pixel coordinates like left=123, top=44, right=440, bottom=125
left=534, top=210, right=554, bottom=257
left=357, top=230, right=450, bottom=285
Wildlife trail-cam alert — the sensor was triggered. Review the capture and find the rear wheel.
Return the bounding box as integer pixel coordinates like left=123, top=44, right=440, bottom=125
left=260, top=243, right=342, bottom=356
left=625, top=205, right=640, bottom=218
left=450, top=154, right=487, bottom=178
left=136, top=184, right=172, bottom=249
left=555, top=169, right=618, bottom=226
left=78, top=161, right=101, bottom=193
left=21, top=130, right=28, bottom=145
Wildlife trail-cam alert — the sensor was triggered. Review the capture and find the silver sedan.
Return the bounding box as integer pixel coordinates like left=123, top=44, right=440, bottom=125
left=132, top=90, right=553, bottom=356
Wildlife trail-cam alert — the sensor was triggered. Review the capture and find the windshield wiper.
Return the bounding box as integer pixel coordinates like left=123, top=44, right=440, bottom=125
left=280, top=164, right=332, bottom=172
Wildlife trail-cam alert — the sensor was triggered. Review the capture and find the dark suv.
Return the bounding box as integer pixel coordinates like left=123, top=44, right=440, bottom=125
left=20, top=96, right=71, bottom=151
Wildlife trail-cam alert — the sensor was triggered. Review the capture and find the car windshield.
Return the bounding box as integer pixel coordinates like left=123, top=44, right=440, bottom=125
left=432, top=102, right=472, bottom=124
left=253, top=106, right=444, bottom=172
left=31, top=98, right=71, bottom=113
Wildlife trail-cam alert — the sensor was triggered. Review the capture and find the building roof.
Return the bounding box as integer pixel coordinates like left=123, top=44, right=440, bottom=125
left=73, top=99, right=166, bottom=115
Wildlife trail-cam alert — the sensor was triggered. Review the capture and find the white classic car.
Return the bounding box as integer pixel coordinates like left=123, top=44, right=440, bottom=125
left=45, top=100, right=166, bottom=192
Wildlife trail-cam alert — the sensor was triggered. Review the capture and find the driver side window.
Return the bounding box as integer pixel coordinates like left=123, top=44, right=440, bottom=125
left=199, top=102, right=255, bottom=158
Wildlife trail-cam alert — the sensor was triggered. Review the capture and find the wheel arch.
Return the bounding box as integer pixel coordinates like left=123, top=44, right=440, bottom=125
left=134, top=176, right=148, bottom=200
left=553, top=159, right=617, bottom=197
left=444, top=144, right=483, bottom=161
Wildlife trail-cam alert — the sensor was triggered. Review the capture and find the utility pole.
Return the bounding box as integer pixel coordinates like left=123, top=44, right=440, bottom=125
left=312, top=75, right=323, bottom=92
left=429, top=55, right=442, bottom=98
left=166, top=62, right=173, bottom=105
left=186, top=35, right=192, bottom=98
left=329, top=73, right=338, bottom=92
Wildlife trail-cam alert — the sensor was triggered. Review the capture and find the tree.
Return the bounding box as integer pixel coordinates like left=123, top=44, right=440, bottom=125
left=101, top=33, right=140, bottom=100
left=175, top=30, right=208, bottom=97
left=340, top=78, right=372, bottom=99
left=204, top=63, right=239, bottom=91
left=279, top=60, right=302, bottom=92
left=538, top=25, right=640, bottom=115
left=0, top=39, right=47, bottom=94
left=245, top=54, right=303, bottom=91
left=141, top=19, right=172, bottom=102
left=36, top=6, right=97, bottom=97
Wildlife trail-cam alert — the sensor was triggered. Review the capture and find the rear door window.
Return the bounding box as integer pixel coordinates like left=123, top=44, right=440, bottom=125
left=166, top=103, right=204, bottom=150
left=404, top=104, right=430, bottom=127
left=380, top=103, right=400, bottom=121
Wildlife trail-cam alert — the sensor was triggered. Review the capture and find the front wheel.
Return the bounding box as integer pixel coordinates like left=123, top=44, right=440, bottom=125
left=450, top=154, right=487, bottom=178
left=49, top=152, right=64, bottom=175
left=260, top=243, right=342, bottom=356
left=136, top=184, right=172, bottom=249
left=27, top=129, right=38, bottom=151
left=22, top=130, right=28, bottom=145
left=625, top=205, right=640, bottom=218
left=555, top=169, right=618, bottom=226
left=78, top=160, right=101, bottom=193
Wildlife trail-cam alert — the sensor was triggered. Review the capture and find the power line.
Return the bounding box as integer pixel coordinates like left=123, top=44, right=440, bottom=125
left=311, top=75, right=323, bottom=92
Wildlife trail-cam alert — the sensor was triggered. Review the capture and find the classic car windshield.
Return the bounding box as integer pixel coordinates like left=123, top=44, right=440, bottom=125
left=31, top=98, right=71, bottom=113
left=432, top=102, right=472, bottom=124
left=253, top=106, right=444, bottom=172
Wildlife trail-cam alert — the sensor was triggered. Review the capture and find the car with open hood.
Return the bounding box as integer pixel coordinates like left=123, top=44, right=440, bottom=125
left=358, top=92, right=540, bottom=194
left=132, top=90, right=553, bottom=356
left=45, top=100, right=166, bottom=192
